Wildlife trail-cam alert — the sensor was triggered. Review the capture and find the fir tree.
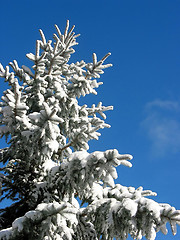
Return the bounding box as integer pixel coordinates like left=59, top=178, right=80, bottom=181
left=0, top=20, right=179, bottom=240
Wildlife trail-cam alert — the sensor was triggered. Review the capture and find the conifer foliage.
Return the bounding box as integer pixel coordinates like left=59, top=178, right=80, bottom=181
left=0, top=21, right=179, bottom=240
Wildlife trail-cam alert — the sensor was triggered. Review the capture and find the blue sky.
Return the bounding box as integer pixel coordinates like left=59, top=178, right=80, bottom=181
left=0, top=0, right=180, bottom=239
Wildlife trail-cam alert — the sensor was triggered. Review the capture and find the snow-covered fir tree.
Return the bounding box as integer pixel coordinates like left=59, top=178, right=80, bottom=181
left=0, top=20, right=179, bottom=240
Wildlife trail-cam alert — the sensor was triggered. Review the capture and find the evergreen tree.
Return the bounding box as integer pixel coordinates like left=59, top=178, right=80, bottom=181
left=0, top=20, right=179, bottom=240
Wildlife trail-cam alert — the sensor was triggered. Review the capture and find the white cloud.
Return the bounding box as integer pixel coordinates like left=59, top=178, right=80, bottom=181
left=141, top=99, right=180, bottom=158
left=146, top=99, right=180, bottom=111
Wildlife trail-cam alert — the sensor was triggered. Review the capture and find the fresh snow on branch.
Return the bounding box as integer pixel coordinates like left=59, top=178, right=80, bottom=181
left=0, top=202, right=78, bottom=240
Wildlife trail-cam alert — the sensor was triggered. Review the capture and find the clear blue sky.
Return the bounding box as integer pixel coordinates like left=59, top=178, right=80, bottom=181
left=0, top=1, right=180, bottom=239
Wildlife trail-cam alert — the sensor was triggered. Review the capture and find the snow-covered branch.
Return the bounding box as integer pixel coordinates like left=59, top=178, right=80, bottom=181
left=0, top=202, right=78, bottom=240
left=43, top=149, right=133, bottom=202
left=83, top=196, right=180, bottom=240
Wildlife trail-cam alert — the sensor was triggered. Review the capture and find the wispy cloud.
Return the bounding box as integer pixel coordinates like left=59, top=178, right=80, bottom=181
left=146, top=99, right=180, bottom=111
left=141, top=99, right=180, bottom=158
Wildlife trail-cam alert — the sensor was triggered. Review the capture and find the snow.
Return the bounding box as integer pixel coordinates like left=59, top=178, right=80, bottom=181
left=2, top=106, right=13, bottom=117
left=148, top=226, right=156, bottom=240
left=92, top=151, right=106, bottom=163
left=21, top=130, right=33, bottom=137
left=47, top=140, right=59, bottom=152
left=122, top=198, right=138, bottom=217
left=6, top=93, right=15, bottom=103
left=36, top=203, right=48, bottom=211
left=25, top=210, right=38, bottom=221
left=109, top=167, right=118, bottom=179
left=91, top=183, right=104, bottom=200
left=12, top=216, right=25, bottom=232
left=104, top=174, right=115, bottom=187
left=160, top=223, right=168, bottom=235
left=146, top=199, right=161, bottom=219
left=43, top=159, right=58, bottom=171
left=120, top=160, right=132, bottom=168
left=50, top=165, right=60, bottom=175
left=69, top=151, right=89, bottom=163
left=72, top=197, right=80, bottom=209
left=22, top=65, right=34, bottom=76
left=170, top=220, right=177, bottom=235
left=0, top=228, right=12, bottom=240
left=28, top=112, right=41, bottom=122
